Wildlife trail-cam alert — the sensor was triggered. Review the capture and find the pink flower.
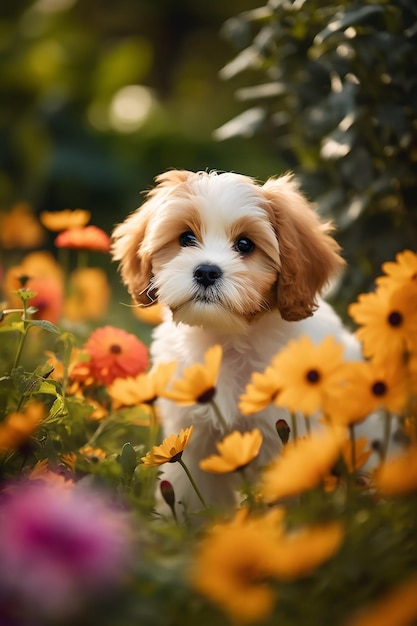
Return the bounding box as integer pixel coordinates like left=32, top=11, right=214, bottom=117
left=0, top=481, right=133, bottom=619
left=84, top=325, right=149, bottom=386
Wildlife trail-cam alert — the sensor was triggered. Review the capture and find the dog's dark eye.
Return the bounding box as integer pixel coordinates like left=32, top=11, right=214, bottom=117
left=235, top=237, right=255, bottom=255
left=179, top=231, right=198, bottom=247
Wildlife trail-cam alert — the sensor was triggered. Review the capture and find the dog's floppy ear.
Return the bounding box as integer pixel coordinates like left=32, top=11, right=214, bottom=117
left=111, top=169, right=192, bottom=305
left=262, top=174, right=345, bottom=322
left=111, top=201, right=155, bottom=305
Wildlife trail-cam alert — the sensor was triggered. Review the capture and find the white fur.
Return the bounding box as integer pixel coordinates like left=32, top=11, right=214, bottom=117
left=112, top=170, right=387, bottom=518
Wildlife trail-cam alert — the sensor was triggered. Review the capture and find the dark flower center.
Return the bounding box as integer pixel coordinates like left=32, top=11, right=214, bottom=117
left=387, top=311, right=403, bottom=327
left=109, top=343, right=122, bottom=354
left=197, top=386, right=216, bottom=403
left=306, top=369, right=321, bottom=384
left=169, top=451, right=184, bottom=463
left=372, top=380, right=387, bottom=396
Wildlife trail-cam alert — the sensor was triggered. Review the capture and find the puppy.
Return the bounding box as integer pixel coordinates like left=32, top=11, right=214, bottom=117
left=112, top=169, right=365, bottom=515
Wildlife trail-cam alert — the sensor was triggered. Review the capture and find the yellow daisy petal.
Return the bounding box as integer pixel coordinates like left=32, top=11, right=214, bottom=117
left=199, top=429, right=263, bottom=474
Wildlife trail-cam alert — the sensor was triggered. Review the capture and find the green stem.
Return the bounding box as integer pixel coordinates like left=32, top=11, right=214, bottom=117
left=349, top=423, right=356, bottom=471
left=381, top=411, right=393, bottom=464
left=77, top=250, right=89, bottom=269
left=148, top=403, right=159, bottom=451
left=178, top=457, right=207, bottom=509
left=291, top=412, right=298, bottom=443
left=210, top=399, right=229, bottom=434
left=11, top=300, right=29, bottom=371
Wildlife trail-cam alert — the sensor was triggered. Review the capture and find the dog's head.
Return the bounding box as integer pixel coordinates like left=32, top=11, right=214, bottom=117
left=112, top=170, right=344, bottom=333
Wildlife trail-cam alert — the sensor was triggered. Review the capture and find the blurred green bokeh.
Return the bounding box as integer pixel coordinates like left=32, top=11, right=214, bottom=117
left=0, top=0, right=281, bottom=236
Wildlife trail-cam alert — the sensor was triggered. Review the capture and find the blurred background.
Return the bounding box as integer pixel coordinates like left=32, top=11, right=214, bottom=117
left=0, top=0, right=279, bottom=236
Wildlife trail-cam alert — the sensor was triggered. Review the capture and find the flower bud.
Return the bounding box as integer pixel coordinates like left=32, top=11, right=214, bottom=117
left=160, top=480, right=177, bottom=519
left=276, top=419, right=290, bottom=445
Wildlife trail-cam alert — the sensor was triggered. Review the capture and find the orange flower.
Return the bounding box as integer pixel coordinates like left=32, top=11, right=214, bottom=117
left=40, top=209, right=91, bottom=232
left=374, top=446, right=417, bottom=495
left=84, top=326, right=149, bottom=386
left=64, top=268, right=111, bottom=322
left=55, top=225, right=111, bottom=252
left=0, top=402, right=45, bottom=452
left=345, top=574, right=417, bottom=626
left=0, top=202, right=46, bottom=249
left=261, top=427, right=346, bottom=503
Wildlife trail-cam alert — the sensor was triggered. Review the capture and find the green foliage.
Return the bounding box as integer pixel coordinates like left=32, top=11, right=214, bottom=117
left=218, top=0, right=417, bottom=303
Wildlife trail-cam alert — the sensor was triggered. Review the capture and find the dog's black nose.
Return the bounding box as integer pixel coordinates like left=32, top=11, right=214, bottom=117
left=194, top=264, right=222, bottom=288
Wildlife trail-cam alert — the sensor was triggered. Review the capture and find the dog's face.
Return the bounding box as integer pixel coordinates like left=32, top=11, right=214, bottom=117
left=112, top=170, right=344, bottom=333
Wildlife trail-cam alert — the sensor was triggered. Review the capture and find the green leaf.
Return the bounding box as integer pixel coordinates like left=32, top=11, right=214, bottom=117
left=37, top=380, right=60, bottom=396
left=28, top=320, right=61, bottom=334
left=117, top=442, right=138, bottom=478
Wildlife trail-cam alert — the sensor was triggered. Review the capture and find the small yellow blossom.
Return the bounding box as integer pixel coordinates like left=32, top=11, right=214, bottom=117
left=132, top=301, right=164, bottom=325
left=376, top=249, right=417, bottom=290
left=325, top=358, right=408, bottom=426
left=199, top=429, right=263, bottom=473
left=374, top=446, right=417, bottom=495
left=191, top=507, right=343, bottom=625
left=108, top=361, right=176, bottom=409
left=239, top=365, right=280, bottom=415
left=40, top=209, right=91, bottom=231
left=190, top=510, right=285, bottom=624
left=272, top=336, right=346, bottom=417
left=349, top=283, right=417, bottom=362
left=261, top=427, right=346, bottom=503
left=0, top=402, right=45, bottom=452
left=64, top=268, right=111, bottom=322
left=345, top=574, right=417, bottom=626
left=141, top=426, right=194, bottom=466
left=0, top=202, right=46, bottom=249
left=161, top=345, right=222, bottom=405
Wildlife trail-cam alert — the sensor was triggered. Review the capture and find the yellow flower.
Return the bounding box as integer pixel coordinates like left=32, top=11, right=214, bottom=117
left=190, top=510, right=285, bottom=624
left=345, top=574, right=417, bottom=626
left=239, top=365, right=280, bottom=415
left=374, top=446, right=417, bottom=495
left=161, top=345, right=222, bottom=405
left=325, top=358, right=409, bottom=426
left=191, top=508, right=343, bottom=625
left=132, top=301, right=164, bottom=325
left=64, top=268, right=111, bottom=322
left=272, top=335, right=346, bottom=417
left=271, top=521, right=344, bottom=580
left=0, top=402, right=45, bottom=452
left=349, top=283, right=417, bottom=362
left=261, top=427, right=345, bottom=503
left=108, top=361, right=176, bottom=409
left=376, top=249, right=417, bottom=290
left=39, top=209, right=91, bottom=231
left=79, top=445, right=107, bottom=462
left=0, top=202, right=46, bottom=249
left=141, top=426, right=193, bottom=466
left=199, top=429, right=263, bottom=473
